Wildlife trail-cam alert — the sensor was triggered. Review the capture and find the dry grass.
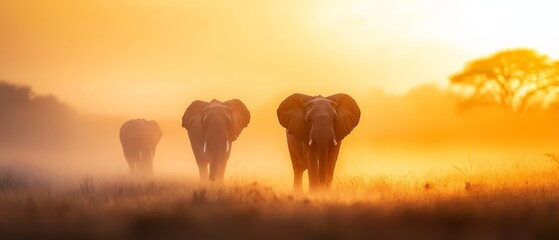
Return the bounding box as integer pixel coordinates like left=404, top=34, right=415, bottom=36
left=2, top=156, right=559, bottom=240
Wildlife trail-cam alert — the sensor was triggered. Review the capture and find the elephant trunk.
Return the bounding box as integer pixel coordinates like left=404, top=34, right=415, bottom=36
left=205, top=125, right=230, bottom=182
left=311, top=116, right=336, bottom=188
left=316, top=141, right=330, bottom=188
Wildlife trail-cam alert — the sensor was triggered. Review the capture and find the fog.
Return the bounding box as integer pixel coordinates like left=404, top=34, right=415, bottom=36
left=3, top=1, right=559, bottom=238
left=2, top=80, right=558, bottom=186
left=2, top=1, right=559, bottom=186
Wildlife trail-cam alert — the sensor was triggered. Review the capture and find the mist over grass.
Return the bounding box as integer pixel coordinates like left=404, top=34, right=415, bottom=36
left=2, top=157, right=559, bottom=239
left=4, top=80, right=559, bottom=238
left=3, top=80, right=559, bottom=178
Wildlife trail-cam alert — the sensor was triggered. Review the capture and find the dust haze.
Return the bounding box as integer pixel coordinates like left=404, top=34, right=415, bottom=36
left=4, top=0, right=559, bottom=238
left=2, top=79, right=557, bottom=187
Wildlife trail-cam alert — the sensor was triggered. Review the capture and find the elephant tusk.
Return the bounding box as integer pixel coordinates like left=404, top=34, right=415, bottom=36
left=333, top=139, right=338, bottom=146
left=203, top=142, right=207, bottom=153
left=308, top=139, right=313, bottom=146
left=226, top=141, right=230, bottom=152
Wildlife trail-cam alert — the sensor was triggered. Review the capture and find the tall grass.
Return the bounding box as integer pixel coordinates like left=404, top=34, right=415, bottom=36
left=1, top=154, right=559, bottom=239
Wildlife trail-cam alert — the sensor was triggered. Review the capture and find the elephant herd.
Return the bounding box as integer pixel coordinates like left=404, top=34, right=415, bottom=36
left=119, top=93, right=361, bottom=192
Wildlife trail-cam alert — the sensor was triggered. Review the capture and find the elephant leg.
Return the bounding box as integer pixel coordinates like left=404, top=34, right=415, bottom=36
left=215, top=166, right=225, bottom=183
left=293, top=167, right=304, bottom=192
left=286, top=133, right=307, bottom=191
left=138, top=160, right=153, bottom=177
left=215, top=159, right=228, bottom=183
left=306, top=150, right=320, bottom=192
left=208, top=160, right=218, bottom=182
left=137, top=150, right=154, bottom=177
left=127, top=161, right=136, bottom=175
left=214, top=151, right=231, bottom=183
left=122, top=145, right=140, bottom=176
left=325, top=143, right=341, bottom=188
left=197, top=160, right=209, bottom=182
left=289, top=145, right=305, bottom=192
left=191, top=138, right=210, bottom=182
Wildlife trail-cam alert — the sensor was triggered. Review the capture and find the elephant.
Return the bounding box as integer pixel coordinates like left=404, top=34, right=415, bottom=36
left=182, top=99, right=250, bottom=183
left=119, top=119, right=162, bottom=177
left=277, top=93, right=360, bottom=192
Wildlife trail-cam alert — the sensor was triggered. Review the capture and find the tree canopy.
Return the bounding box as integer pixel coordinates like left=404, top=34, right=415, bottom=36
left=450, top=49, right=559, bottom=112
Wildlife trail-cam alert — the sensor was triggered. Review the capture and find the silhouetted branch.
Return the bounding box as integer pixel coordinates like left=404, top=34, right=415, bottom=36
left=450, top=49, right=559, bottom=113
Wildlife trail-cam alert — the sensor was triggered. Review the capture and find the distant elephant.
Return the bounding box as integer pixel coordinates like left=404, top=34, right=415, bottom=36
left=277, top=93, right=360, bottom=191
left=119, top=119, right=162, bottom=177
left=182, top=99, right=250, bottom=182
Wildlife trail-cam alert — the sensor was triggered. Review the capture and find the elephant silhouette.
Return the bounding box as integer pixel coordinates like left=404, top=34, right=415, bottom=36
left=119, top=119, right=162, bottom=177
left=277, top=94, right=360, bottom=191
left=182, top=99, right=250, bottom=182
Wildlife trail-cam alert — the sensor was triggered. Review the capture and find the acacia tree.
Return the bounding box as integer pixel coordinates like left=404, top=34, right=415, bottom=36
left=450, top=49, right=559, bottom=112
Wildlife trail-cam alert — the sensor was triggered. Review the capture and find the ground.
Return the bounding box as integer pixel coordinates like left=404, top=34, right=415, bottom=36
left=1, top=160, right=559, bottom=240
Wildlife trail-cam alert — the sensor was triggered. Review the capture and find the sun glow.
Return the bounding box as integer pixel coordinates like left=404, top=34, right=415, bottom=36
left=2, top=0, right=559, bottom=180
left=453, top=0, right=559, bottom=57
left=4, top=1, right=559, bottom=238
left=3, top=0, right=559, bottom=117
left=311, top=0, right=559, bottom=57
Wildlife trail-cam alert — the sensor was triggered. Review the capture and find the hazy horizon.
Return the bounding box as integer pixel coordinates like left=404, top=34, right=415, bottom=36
left=3, top=0, right=559, bottom=119
left=3, top=0, right=559, bottom=184
left=3, top=1, right=559, bottom=238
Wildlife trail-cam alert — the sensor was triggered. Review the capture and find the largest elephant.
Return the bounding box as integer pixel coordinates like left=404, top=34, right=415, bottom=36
left=277, top=93, right=360, bottom=191
left=119, top=119, right=162, bottom=177
left=182, top=99, right=250, bottom=182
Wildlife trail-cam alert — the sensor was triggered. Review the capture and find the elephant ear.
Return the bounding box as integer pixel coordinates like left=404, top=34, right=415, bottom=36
left=149, top=120, right=163, bottom=141
left=223, top=99, right=250, bottom=141
left=277, top=93, right=314, bottom=142
left=182, top=100, right=209, bottom=130
left=328, top=94, right=361, bottom=141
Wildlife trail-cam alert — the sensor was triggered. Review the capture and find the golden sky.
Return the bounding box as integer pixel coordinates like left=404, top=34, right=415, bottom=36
left=1, top=0, right=559, bottom=119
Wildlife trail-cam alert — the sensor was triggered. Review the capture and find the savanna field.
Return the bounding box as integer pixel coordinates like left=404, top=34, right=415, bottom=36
left=3, top=153, right=559, bottom=240
left=4, top=50, right=559, bottom=239
left=5, top=0, right=559, bottom=239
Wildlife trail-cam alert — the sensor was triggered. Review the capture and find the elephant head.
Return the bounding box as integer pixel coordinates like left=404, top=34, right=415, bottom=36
left=182, top=99, right=250, bottom=182
left=119, top=119, right=162, bottom=177
left=277, top=93, right=360, bottom=190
